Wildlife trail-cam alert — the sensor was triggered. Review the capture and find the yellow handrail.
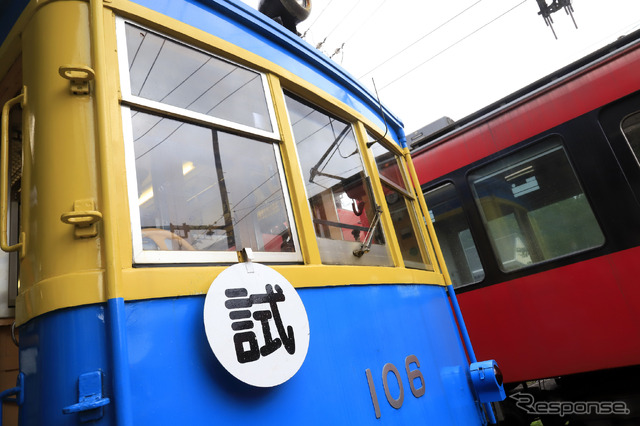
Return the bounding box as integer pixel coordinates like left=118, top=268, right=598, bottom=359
left=0, top=86, right=25, bottom=255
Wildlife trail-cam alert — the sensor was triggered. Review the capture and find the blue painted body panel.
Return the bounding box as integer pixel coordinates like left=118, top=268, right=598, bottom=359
left=18, top=285, right=483, bottom=425
left=7, top=2, right=486, bottom=424
left=18, top=305, right=114, bottom=426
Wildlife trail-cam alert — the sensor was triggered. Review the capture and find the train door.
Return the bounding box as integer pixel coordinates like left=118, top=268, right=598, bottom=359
left=0, top=56, right=21, bottom=319
left=0, top=55, right=21, bottom=426
left=599, top=91, right=640, bottom=204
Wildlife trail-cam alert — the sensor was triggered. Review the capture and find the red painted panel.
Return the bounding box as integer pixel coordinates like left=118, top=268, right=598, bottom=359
left=463, top=124, right=496, bottom=165
left=458, top=247, right=640, bottom=384
left=603, top=248, right=640, bottom=331
left=413, top=45, right=640, bottom=178
left=413, top=137, right=471, bottom=183
left=413, top=44, right=640, bottom=384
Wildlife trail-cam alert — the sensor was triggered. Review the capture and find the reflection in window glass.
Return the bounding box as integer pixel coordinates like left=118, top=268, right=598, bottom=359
left=622, top=111, right=640, bottom=164
left=469, top=137, right=604, bottom=272
left=132, top=110, right=293, bottom=253
left=125, top=23, right=272, bottom=132
left=425, top=184, right=484, bottom=287
left=370, top=140, right=431, bottom=270
left=285, top=94, right=392, bottom=266
left=371, top=142, right=406, bottom=189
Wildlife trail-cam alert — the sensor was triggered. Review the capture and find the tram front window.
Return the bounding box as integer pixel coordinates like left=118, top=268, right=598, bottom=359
left=124, top=23, right=272, bottom=132
left=284, top=94, right=393, bottom=266
left=370, top=139, right=431, bottom=270
left=119, top=20, right=301, bottom=263
left=131, top=110, right=293, bottom=255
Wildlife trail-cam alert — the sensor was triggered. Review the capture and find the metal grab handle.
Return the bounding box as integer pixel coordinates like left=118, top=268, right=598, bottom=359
left=62, top=371, right=110, bottom=422
left=1, top=87, right=25, bottom=254
left=0, top=373, right=24, bottom=426
left=58, top=65, right=95, bottom=82
left=62, top=395, right=111, bottom=414
left=60, top=199, right=102, bottom=239
left=59, top=65, right=95, bottom=95
left=60, top=210, right=103, bottom=227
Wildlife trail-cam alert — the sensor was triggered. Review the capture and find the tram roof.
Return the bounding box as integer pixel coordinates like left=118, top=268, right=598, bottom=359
left=0, top=0, right=406, bottom=146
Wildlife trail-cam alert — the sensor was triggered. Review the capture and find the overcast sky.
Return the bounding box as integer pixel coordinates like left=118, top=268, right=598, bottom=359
left=241, top=0, right=640, bottom=134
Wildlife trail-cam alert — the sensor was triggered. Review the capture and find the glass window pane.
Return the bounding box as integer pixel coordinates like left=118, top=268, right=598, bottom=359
left=132, top=110, right=293, bottom=254
left=469, top=137, right=604, bottom=272
left=285, top=95, right=392, bottom=266
left=385, top=189, right=429, bottom=270
left=371, top=140, right=431, bottom=270
left=425, top=184, right=484, bottom=287
left=125, top=23, right=272, bottom=132
left=370, top=141, right=407, bottom=190
left=622, top=111, right=640, bottom=163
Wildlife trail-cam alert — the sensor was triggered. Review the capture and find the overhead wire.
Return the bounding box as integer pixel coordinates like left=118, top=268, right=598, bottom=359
left=128, top=33, right=146, bottom=71
left=358, top=0, right=484, bottom=79
left=344, top=0, right=388, bottom=45
left=301, top=0, right=336, bottom=39
left=330, top=0, right=389, bottom=59
left=137, top=39, right=166, bottom=96
left=134, top=69, right=254, bottom=159
left=379, top=0, right=528, bottom=91
left=233, top=189, right=282, bottom=227
left=315, top=0, right=363, bottom=50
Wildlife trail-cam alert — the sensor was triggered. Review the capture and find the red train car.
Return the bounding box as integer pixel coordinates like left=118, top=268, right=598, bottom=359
left=410, top=29, right=640, bottom=425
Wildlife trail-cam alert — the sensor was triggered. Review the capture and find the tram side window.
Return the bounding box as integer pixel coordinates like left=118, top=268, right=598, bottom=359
left=284, top=94, right=393, bottom=267
left=469, top=137, right=604, bottom=272
left=119, top=20, right=299, bottom=263
left=369, top=139, right=432, bottom=270
left=424, top=184, right=484, bottom=287
left=622, top=111, right=640, bottom=163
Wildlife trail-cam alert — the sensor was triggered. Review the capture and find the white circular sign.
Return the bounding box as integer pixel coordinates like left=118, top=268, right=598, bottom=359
left=203, top=262, right=310, bottom=387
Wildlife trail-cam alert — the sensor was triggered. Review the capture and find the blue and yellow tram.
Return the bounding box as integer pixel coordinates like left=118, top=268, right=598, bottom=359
left=0, top=0, right=504, bottom=424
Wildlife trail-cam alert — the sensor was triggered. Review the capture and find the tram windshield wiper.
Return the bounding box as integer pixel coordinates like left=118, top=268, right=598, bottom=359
left=353, top=205, right=382, bottom=257
left=308, top=126, right=352, bottom=184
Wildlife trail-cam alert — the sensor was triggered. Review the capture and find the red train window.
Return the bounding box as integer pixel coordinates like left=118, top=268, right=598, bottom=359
left=469, top=137, right=604, bottom=272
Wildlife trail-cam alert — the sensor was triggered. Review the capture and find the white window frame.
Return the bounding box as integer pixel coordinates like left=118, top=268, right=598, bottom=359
left=117, top=18, right=302, bottom=264
left=116, top=18, right=279, bottom=140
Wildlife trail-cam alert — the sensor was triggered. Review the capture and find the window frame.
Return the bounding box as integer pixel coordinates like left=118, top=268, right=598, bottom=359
left=368, top=137, right=435, bottom=270
left=467, top=135, right=605, bottom=273
left=282, top=92, right=398, bottom=267
left=117, top=18, right=302, bottom=264
left=117, top=18, right=280, bottom=141
left=621, top=110, right=640, bottom=166
left=424, top=181, right=485, bottom=288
